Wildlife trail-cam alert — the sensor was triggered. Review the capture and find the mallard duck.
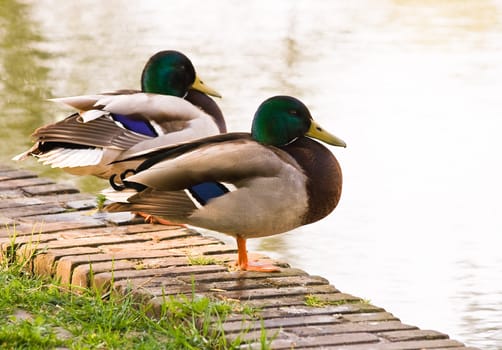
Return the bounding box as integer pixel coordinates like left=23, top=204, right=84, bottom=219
left=103, top=96, right=346, bottom=272
left=13, top=50, right=225, bottom=181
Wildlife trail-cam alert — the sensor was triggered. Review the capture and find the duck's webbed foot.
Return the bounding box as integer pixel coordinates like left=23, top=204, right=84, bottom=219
left=235, top=236, right=280, bottom=272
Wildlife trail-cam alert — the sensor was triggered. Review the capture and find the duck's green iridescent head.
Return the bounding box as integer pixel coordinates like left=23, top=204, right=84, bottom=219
left=141, top=50, right=221, bottom=98
left=251, top=96, right=346, bottom=147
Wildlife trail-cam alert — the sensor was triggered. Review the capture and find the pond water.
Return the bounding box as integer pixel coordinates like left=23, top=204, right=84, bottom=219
left=1, top=1, right=501, bottom=348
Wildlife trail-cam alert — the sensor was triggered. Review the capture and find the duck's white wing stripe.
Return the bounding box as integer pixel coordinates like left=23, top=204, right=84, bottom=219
left=36, top=148, right=103, bottom=168
left=37, top=149, right=72, bottom=165
left=80, top=109, right=109, bottom=123
left=101, top=187, right=137, bottom=203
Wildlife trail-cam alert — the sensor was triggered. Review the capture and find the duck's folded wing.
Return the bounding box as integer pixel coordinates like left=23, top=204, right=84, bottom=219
left=31, top=113, right=151, bottom=149
left=121, top=136, right=299, bottom=191
left=104, top=188, right=198, bottom=220
left=52, top=93, right=207, bottom=124
left=50, top=93, right=219, bottom=143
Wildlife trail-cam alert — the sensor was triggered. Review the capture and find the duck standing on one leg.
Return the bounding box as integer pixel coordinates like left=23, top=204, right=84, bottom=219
left=13, top=50, right=225, bottom=180
left=103, top=96, right=346, bottom=272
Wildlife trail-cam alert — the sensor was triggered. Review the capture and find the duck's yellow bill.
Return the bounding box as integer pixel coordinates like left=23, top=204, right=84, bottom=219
left=307, top=120, right=347, bottom=147
left=192, top=75, right=222, bottom=98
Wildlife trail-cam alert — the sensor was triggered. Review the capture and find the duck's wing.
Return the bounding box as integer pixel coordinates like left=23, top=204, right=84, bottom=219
left=115, top=133, right=297, bottom=191
left=113, top=132, right=249, bottom=163
left=105, top=134, right=261, bottom=219
left=13, top=92, right=220, bottom=164
left=51, top=92, right=216, bottom=128
left=30, top=112, right=151, bottom=150
left=50, top=92, right=219, bottom=145
left=11, top=111, right=151, bottom=163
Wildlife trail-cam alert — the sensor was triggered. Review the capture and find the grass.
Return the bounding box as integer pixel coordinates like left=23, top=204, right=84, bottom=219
left=95, top=194, right=107, bottom=211
left=304, top=294, right=332, bottom=307
left=187, top=255, right=220, bottom=266
left=0, top=230, right=272, bottom=349
left=304, top=294, right=370, bottom=308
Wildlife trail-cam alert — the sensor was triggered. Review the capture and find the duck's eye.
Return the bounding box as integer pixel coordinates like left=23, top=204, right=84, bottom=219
left=289, top=109, right=298, bottom=115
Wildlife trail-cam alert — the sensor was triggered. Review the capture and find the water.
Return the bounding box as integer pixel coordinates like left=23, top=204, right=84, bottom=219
left=1, top=0, right=501, bottom=348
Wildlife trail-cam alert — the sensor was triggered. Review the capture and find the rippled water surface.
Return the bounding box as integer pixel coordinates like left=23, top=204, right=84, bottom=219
left=1, top=1, right=501, bottom=348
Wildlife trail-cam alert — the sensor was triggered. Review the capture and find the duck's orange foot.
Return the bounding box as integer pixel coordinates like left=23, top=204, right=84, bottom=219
left=135, top=212, right=186, bottom=227
left=235, top=236, right=280, bottom=272
left=235, top=260, right=281, bottom=272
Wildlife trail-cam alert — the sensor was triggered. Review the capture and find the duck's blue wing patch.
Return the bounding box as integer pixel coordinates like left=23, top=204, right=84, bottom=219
left=113, top=114, right=158, bottom=137
left=189, top=182, right=229, bottom=206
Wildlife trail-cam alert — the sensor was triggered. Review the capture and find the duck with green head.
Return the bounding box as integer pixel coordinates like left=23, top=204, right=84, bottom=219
left=13, top=50, right=225, bottom=180
left=104, top=96, right=346, bottom=272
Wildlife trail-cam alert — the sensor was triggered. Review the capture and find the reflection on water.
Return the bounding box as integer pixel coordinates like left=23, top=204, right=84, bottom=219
left=455, top=257, right=502, bottom=348
left=0, top=0, right=51, bottom=164
left=2, top=1, right=502, bottom=348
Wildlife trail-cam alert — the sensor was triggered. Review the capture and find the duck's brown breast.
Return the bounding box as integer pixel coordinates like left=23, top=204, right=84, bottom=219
left=282, top=137, right=343, bottom=225
left=185, top=90, right=226, bottom=133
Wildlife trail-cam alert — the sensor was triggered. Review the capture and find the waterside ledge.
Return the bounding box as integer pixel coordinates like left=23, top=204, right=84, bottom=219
left=0, top=165, right=479, bottom=350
